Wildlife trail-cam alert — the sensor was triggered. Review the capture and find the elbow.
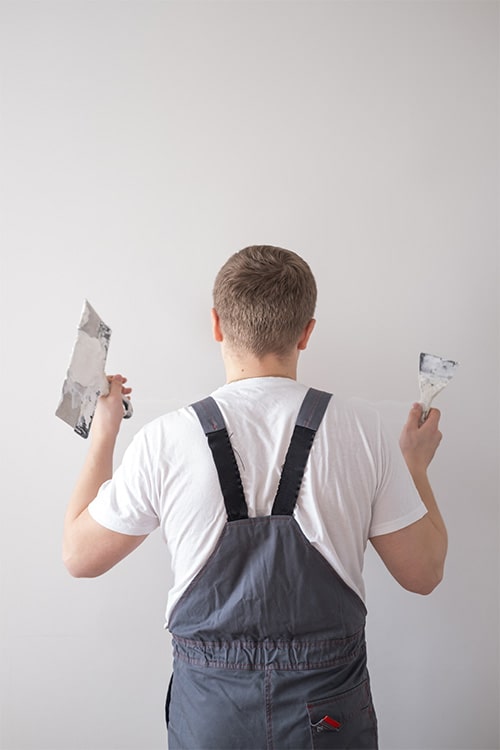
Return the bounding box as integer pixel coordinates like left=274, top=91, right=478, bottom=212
left=63, top=538, right=82, bottom=577
left=62, top=525, right=100, bottom=578
left=63, top=553, right=95, bottom=579
left=62, top=542, right=101, bottom=579
left=410, top=579, right=441, bottom=596
left=403, top=564, right=445, bottom=596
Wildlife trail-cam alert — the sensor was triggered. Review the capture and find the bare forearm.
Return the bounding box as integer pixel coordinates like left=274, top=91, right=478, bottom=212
left=64, top=435, right=116, bottom=525
left=395, top=404, right=448, bottom=590
left=409, top=470, right=446, bottom=539
left=62, top=434, right=116, bottom=568
left=64, top=375, right=130, bottom=525
left=409, top=468, right=448, bottom=581
left=62, top=375, right=142, bottom=578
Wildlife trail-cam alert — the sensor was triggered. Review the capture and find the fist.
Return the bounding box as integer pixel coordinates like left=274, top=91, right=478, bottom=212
left=91, top=374, right=132, bottom=442
left=399, top=403, right=442, bottom=475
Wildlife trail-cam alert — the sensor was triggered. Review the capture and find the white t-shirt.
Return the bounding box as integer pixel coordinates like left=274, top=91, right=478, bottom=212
left=88, top=377, right=426, bottom=622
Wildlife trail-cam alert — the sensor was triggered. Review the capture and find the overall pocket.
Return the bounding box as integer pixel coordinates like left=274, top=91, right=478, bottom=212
left=165, top=673, right=173, bottom=727
left=307, top=679, right=378, bottom=749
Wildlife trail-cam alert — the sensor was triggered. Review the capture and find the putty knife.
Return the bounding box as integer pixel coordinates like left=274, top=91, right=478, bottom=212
left=55, top=300, right=133, bottom=438
left=419, top=352, right=459, bottom=422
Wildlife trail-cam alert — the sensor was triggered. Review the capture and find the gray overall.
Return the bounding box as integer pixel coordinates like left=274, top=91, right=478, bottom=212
left=166, top=389, right=378, bottom=750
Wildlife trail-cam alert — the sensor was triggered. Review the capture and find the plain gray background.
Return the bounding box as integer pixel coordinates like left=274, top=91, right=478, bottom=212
left=1, top=1, right=498, bottom=748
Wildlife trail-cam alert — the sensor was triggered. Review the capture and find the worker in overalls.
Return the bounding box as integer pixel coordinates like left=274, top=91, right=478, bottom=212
left=63, top=246, right=447, bottom=750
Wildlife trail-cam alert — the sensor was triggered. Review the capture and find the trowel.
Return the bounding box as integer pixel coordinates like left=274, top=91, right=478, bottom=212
left=56, top=300, right=133, bottom=438
left=418, top=352, right=459, bottom=422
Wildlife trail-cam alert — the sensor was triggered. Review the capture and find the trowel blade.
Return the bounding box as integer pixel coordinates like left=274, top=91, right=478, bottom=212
left=55, top=300, right=111, bottom=438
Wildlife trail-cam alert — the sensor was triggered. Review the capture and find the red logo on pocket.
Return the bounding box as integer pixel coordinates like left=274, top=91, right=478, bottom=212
left=319, top=715, right=342, bottom=731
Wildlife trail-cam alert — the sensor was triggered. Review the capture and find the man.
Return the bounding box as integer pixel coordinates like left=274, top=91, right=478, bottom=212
left=63, top=245, right=446, bottom=750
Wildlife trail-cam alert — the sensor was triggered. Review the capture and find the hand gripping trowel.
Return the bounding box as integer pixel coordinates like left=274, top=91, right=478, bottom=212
left=56, top=300, right=133, bottom=438
left=418, top=352, right=459, bottom=423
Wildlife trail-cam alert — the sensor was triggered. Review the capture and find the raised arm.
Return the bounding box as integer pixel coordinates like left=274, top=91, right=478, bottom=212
left=62, top=375, right=147, bottom=578
left=370, top=403, right=448, bottom=595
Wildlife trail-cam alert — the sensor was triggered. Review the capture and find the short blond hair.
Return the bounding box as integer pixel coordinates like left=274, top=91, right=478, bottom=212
left=213, top=245, right=317, bottom=357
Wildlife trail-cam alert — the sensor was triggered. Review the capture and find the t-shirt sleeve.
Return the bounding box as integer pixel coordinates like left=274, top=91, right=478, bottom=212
left=88, top=429, right=160, bottom=536
left=368, top=410, right=427, bottom=538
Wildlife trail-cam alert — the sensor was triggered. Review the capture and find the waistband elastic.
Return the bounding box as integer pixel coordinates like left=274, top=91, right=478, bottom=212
left=172, top=629, right=366, bottom=671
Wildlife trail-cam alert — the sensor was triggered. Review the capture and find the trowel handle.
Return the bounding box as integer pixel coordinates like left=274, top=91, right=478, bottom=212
left=122, top=397, right=133, bottom=420
left=101, top=377, right=133, bottom=420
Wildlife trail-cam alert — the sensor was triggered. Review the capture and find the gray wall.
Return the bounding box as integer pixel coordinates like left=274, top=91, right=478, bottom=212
left=1, top=2, right=498, bottom=748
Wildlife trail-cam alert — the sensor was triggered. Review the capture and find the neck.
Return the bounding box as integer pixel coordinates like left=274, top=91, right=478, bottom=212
left=223, top=347, right=299, bottom=383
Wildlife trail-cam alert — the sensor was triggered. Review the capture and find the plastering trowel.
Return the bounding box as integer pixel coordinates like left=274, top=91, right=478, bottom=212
left=55, top=300, right=133, bottom=438
left=418, top=352, right=459, bottom=422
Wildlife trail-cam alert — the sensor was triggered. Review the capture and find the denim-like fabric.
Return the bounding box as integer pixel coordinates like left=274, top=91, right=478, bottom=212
left=167, top=517, right=378, bottom=750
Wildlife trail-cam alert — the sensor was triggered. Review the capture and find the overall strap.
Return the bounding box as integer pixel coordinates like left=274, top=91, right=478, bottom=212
left=191, top=397, right=248, bottom=522
left=272, top=388, right=332, bottom=516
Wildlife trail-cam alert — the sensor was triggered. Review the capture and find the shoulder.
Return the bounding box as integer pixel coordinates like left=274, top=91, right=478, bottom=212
left=324, top=395, right=382, bottom=440
left=334, top=397, right=411, bottom=445
left=321, top=398, right=410, bottom=479
left=141, top=405, right=193, bottom=432
left=125, top=403, right=207, bottom=464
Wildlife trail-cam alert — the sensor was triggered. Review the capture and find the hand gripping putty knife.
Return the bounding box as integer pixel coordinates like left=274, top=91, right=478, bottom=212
left=418, top=352, right=459, bottom=422
left=56, top=300, right=133, bottom=438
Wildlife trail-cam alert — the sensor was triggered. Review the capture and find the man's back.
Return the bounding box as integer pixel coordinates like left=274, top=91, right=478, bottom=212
left=88, top=376, right=425, bottom=621
left=165, top=384, right=377, bottom=749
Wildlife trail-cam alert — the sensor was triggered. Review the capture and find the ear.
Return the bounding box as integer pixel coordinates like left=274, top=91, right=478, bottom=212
left=297, top=319, right=316, bottom=351
left=211, top=308, right=224, bottom=342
